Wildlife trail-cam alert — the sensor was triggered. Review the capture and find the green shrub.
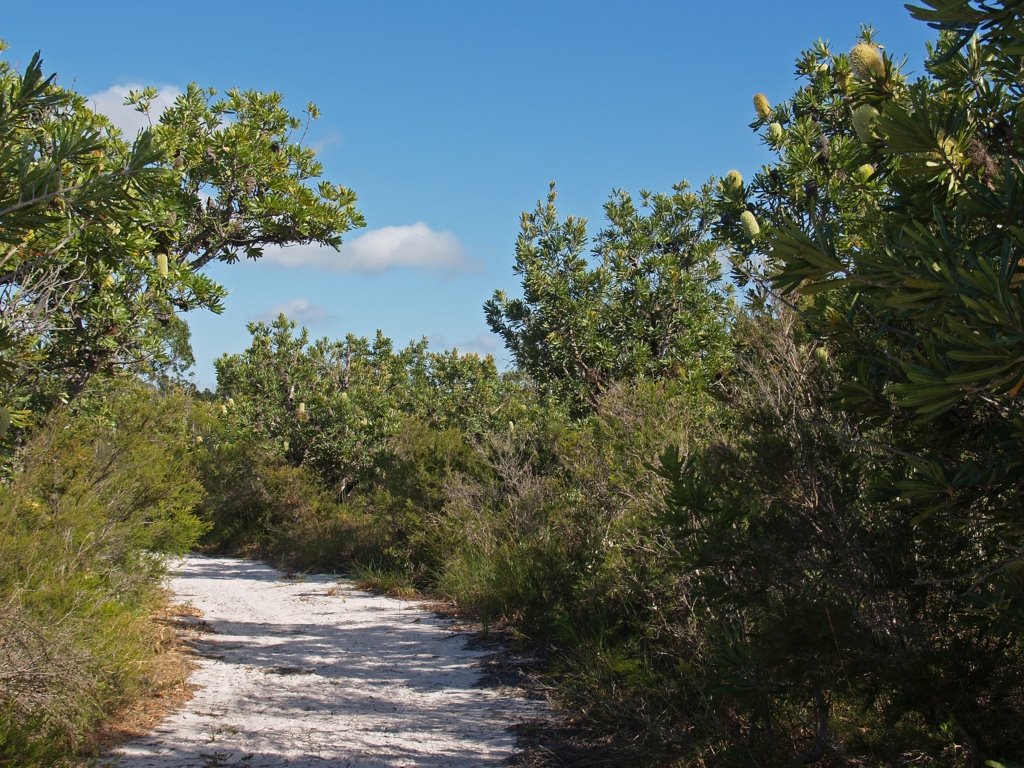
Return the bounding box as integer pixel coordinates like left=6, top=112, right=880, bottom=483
left=0, top=380, right=206, bottom=766
left=196, top=411, right=387, bottom=571
left=657, top=311, right=1024, bottom=764
left=433, top=379, right=722, bottom=744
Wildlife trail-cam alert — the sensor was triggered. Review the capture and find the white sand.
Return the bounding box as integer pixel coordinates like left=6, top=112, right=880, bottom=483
left=108, top=555, right=538, bottom=767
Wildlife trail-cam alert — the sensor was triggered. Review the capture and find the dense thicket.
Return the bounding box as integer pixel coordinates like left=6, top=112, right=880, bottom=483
left=2, top=2, right=1022, bottom=766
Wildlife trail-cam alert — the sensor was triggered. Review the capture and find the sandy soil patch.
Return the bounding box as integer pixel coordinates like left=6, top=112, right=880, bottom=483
left=104, top=555, right=539, bottom=767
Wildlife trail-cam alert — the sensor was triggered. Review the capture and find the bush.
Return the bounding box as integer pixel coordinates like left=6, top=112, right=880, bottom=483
left=0, top=380, right=206, bottom=766
left=434, top=379, right=722, bottom=743
left=658, top=310, right=1024, bottom=764
left=196, top=410, right=386, bottom=571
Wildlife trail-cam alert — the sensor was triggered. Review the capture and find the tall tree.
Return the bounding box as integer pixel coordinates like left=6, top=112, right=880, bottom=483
left=760, top=3, right=1023, bottom=586
left=485, top=182, right=733, bottom=414
left=0, top=44, right=364, bottom=434
left=677, top=5, right=1024, bottom=758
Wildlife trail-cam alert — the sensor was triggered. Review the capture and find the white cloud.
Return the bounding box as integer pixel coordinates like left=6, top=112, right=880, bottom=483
left=459, top=331, right=500, bottom=356
left=427, top=332, right=501, bottom=359
left=310, top=131, right=344, bottom=155
left=261, top=223, right=472, bottom=274
left=256, top=298, right=333, bottom=327
left=86, top=83, right=182, bottom=138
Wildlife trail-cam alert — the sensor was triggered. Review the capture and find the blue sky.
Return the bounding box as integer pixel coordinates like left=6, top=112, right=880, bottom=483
left=2, top=2, right=937, bottom=389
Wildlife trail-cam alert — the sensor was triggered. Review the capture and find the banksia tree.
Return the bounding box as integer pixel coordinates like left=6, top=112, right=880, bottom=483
left=486, top=181, right=733, bottom=413
left=693, top=10, right=1024, bottom=763
left=710, top=32, right=907, bottom=303
left=0, top=44, right=365, bottom=421
left=760, top=3, right=1024, bottom=759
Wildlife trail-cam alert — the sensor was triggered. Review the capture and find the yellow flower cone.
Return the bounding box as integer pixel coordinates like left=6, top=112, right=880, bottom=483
left=722, top=170, right=744, bottom=193
left=740, top=210, right=760, bottom=239
left=753, top=93, right=772, bottom=119
left=852, top=105, right=880, bottom=142
left=850, top=43, right=884, bottom=79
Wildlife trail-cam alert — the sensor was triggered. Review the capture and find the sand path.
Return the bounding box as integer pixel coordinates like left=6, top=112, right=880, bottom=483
left=108, top=555, right=537, bottom=767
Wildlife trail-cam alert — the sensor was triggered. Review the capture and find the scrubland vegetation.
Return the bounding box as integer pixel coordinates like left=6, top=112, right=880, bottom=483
left=2, top=1, right=1023, bottom=765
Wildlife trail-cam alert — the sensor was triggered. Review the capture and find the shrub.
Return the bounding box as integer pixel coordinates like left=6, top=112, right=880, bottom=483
left=657, top=310, right=1024, bottom=764
left=196, top=408, right=386, bottom=572
left=0, top=380, right=206, bottom=765
left=434, top=379, right=723, bottom=744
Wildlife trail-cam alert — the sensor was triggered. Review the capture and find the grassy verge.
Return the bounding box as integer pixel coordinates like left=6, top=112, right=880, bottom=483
left=87, top=597, right=202, bottom=758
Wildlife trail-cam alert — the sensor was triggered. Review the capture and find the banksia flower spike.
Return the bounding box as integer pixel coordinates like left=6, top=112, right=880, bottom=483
left=850, top=43, right=884, bottom=79
left=856, top=163, right=875, bottom=182
left=296, top=402, right=307, bottom=420
left=768, top=122, right=784, bottom=143
left=753, top=93, right=772, bottom=120
left=852, top=105, right=880, bottom=142
left=722, top=170, right=744, bottom=193
left=156, top=253, right=169, bottom=278
left=740, top=210, right=760, bottom=239
left=937, top=135, right=962, bottom=168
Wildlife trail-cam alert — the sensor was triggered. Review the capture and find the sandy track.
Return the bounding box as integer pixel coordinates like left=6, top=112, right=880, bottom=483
left=108, top=555, right=537, bottom=768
